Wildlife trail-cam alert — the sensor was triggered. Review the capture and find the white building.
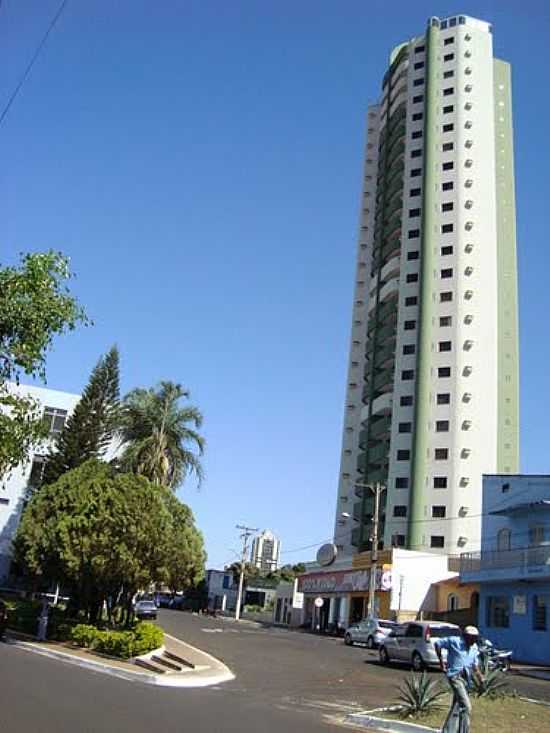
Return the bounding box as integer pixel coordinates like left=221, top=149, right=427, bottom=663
left=206, top=569, right=238, bottom=611
left=0, top=383, right=81, bottom=583
left=250, top=529, right=281, bottom=573
left=334, top=14, right=519, bottom=557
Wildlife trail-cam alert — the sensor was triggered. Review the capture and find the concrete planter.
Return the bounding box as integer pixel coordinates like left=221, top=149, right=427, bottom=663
left=346, top=707, right=438, bottom=733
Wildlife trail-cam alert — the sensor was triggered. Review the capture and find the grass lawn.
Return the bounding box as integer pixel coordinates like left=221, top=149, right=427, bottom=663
left=381, top=695, right=550, bottom=733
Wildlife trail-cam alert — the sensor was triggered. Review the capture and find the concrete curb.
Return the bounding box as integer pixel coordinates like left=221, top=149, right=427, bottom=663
left=9, top=638, right=235, bottom=689
left=345, top=708, right=437, bottom=733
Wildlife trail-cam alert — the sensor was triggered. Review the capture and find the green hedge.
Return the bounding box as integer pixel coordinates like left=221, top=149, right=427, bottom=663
left=71, top=622, right=163, bottom=659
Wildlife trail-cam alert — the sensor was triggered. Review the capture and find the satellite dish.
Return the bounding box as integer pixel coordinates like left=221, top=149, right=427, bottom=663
left=317, top=543, right=338, bottom=567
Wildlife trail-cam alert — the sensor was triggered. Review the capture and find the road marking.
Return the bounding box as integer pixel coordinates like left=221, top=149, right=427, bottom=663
left=201, top=628, right=223, bottom=633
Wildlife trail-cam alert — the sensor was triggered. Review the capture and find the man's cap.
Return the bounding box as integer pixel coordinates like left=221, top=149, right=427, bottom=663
left=463, top=625, right=479, bottom=636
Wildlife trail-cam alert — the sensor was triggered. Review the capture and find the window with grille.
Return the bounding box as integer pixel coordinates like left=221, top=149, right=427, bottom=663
left=533, top=595, right=549, bottom=631
left=42, top=406, right=68, bottom=434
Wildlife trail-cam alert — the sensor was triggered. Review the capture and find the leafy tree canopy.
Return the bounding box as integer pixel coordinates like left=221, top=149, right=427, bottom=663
left=0, top=251, right=88, bottom=478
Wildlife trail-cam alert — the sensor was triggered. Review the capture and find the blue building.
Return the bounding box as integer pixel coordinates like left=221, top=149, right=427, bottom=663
left=460, top=475, right=550, bottom=664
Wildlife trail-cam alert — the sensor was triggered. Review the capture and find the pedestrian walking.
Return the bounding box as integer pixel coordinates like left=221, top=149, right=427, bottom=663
left=434, top=625, right=483, bottom=733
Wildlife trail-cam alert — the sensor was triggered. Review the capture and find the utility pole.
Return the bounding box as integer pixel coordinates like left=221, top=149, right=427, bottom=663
left=235, top=524, right=258, bottom=621
left=356, top=481, right=387, bottom=619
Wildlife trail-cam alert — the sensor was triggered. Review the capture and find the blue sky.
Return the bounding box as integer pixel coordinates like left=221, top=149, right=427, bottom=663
left=2, top=1, right=549, bottom=568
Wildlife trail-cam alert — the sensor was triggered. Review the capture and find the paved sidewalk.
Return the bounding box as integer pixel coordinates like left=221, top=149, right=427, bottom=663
left=5, top=630, right=234, bottom=688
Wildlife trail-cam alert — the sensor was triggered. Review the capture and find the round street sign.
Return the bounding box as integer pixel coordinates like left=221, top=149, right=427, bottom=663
left=314, top=597, right=324, bottom=608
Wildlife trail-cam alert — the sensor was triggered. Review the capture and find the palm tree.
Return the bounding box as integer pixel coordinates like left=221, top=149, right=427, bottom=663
left=118, top=381, right=204, bottom=490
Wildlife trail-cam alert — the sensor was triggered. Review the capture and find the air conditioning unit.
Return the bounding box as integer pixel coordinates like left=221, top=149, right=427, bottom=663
left=458, top=536, right=468, bottom=547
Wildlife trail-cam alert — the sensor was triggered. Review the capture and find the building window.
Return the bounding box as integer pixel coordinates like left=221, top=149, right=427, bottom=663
left=397, top=449, right=410, bottom=461
left=403, top=344, right=416, bottom=355
left=411, top=149, right=422, bottom=159
left=444, top=53, right=455, bottom=62
left=42, top=406, right=68, bottom=434
left=443, top=70, right=454, bottom=79
left=443, top=87, right=454, bottom=96
left=487, top=596, right=510, bottom=628
left=437, top=393, right=450, bottom=404
left=438, top=367, right=451, bottom=378
left=435, top=448, right=449, bottom=460
left=533, top=595, right=549, bottom=631
left=442, top=161, right=454, bottom=171
left=439, top=316, right=452, bottom=327
left=440, top=291, right=453, bottom=302
left=399, top=422, right=412, bottom=433
left=28, top=455, right=47, bottom=487
left=410, top=169, right=422, bottom=178
left=396, top=477, right=409, bottom=488
left=442, top=181, right=454, bottom=191
left=441, top=267, right=453, bottom=278
left=392, top=534, right=406, bottom=547
left=401, top=370, right=414, bottom=381
left=441, top=200, right=453, bottom=211
left=529, top=525, right=545, bottom=546
left=393, top=505, right=407, bottom=517
left=434, top=476, right=448, bottom=488
left=408, top=230, right=420, bottom=240
left=441, top=224, right=454, bottom=234
left=432, top=505, right=446, bottom=518
left=406, top=273, right=419, bottom=283
left=413, top=78, right=424, bottom=87
left=442, top=143, right=454, bottom=154
left=439, top=341, right=452, bottom=352
left=431, top=535, right=445, bottom=548
left=444, top=36, right=455, bottom=45
left=405, top=296, right=418, bottom=306
left=412, top=130, right=423, bottom=140
left=404, top=320, right=416, bottom=330
left=407, top=251, right=419, bottom=261
left=409, top=209, right=421, bottom=218
left=443, top=105, right=454, bottom=114
left=441, top=245, right=454, bottom=256
left=415, top=45, right=425, bottom=53
left=400, top=395, right=413, bottom=406
left=497, top=529, right=511, bottom=551
left=436, top=420, right=450, bottom=432
left=410, top=187, right=421, bottom=197
left=414, top=61, right=425, bottom=70
left=413, top=95, right=424, bottom=104
left=412, top=112, right=423, bottom=121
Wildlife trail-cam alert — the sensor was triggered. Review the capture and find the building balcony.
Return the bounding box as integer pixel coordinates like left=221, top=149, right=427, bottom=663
left=379, top=277, right=399, bottom=305
left=371, top=391, right=393, bottom=416
left=460, top=545, right=550, bottom=583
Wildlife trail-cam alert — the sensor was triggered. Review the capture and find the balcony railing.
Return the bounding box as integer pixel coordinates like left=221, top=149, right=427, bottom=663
left=461, top=545, right=550, bottom=575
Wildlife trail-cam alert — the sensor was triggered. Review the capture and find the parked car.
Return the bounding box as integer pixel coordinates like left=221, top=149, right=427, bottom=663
left=378, top=621, right=460, bottom=671
left=344, top=618, right=399, bottom=649
left=134, top=599, right=158, bottom=620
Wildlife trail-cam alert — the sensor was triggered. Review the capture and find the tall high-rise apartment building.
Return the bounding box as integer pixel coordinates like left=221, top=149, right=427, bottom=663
left=334, top=15, right=519, bottom=557
left=250, top=529, right=281, bottom=573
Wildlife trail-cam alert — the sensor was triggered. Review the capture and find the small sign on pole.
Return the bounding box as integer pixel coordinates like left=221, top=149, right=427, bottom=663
left=314, top=596, right=324, bottom=609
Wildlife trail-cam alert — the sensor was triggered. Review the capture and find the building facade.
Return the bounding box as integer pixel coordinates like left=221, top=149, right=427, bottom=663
left=460, top=475, right=550, bottom=665
left=206, top=569, right=238, bottom=612
left=250, top=529, right=280, bottom=573
left=334, top=14, right=519, bottom=557
left=0, top=383, right=80, bottom=582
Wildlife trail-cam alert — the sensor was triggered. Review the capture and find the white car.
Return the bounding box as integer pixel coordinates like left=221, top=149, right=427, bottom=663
left=344, top=618, right=399, bottom=649
left=379, top=621, right=459, bottom=671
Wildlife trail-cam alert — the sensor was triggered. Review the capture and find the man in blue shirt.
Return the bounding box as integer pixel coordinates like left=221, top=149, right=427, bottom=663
left=434, top=626, right=482, bottom=733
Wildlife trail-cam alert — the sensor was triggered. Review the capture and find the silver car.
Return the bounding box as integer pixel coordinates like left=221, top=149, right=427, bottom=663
left=379, top=621, right=459, bottom=671
left=344, top=618, right=399, bottom=649
left=134, top=599, right=158, bottom=620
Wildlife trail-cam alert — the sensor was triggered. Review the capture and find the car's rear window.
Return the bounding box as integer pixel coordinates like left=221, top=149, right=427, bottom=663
left=140, top=601, right=155, bottom=608
left=429, top=626, right=458, bottom=638
left=379, top=621, right=396, bottom=629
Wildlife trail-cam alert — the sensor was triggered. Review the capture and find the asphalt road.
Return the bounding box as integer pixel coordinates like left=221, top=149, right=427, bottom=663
left=1, top=609, right=549, bottom=733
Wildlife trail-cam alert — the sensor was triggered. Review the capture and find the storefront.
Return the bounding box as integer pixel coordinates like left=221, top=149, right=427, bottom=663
left=298, top=562, right=392, bottom=631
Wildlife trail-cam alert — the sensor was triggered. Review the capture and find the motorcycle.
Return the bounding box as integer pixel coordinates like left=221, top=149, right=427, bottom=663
left=479, top=638, right=512, bottom=672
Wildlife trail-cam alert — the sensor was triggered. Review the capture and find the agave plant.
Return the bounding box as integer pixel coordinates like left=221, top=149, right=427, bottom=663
left=471, top=668, right=509, bottom=698
left=396, top=672, right=447, bottom=718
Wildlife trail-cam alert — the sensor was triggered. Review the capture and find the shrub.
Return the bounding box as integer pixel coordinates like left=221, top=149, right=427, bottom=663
left=5, top=598, right=42, bottom=635
left=396, top=672, right=447, bottom=718
left=471, top=668, right=510, bottom=698
left=70, top=622, right=163, bottom=659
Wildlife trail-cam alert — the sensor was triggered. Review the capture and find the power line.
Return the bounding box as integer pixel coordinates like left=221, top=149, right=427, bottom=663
left=0, top=0, right=69, bottom=129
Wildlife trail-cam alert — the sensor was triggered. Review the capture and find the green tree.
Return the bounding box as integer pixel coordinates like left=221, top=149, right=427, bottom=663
left=119, top=381, right=204, bottom=490
left=14, top=460, right=172, bottom=624
left=42, top=346, right=120, bottom=486
left=227, top=561, right=260, bottom=586
left=0, top=251, right=88, bottom=478
left=163, top=493, right=206, bottom=593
